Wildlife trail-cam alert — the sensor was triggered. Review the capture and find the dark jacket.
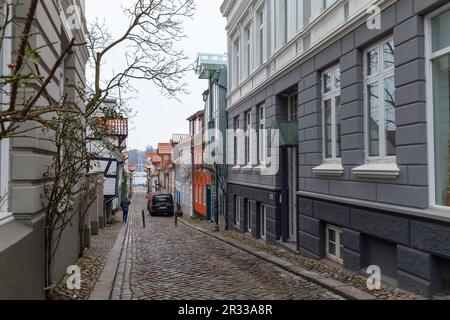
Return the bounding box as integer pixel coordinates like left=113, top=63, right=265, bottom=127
left=121, top=197, right=131, bottom=211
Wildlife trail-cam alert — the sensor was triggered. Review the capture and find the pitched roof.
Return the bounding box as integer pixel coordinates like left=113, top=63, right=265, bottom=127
left=158, top=143, right=172, bottom=155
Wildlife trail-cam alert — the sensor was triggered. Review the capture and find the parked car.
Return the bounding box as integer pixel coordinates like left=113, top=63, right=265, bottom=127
left=147, top=192, right=174, bottom=217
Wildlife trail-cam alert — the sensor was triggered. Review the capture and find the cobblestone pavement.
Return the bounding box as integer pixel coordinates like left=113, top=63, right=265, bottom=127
left=184, top=219, right=424, bottom=300
left=116, top=191, right=344, bottom=300
left=51, top=216, right=124, bottom=300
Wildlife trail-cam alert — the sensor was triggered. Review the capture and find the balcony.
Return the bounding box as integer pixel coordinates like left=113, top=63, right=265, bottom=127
left=196, top=53, right=227, bottom=79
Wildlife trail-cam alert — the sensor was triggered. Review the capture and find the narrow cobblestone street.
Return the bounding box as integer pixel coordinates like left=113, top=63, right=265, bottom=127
left=113, top=191, right=344, bottom=300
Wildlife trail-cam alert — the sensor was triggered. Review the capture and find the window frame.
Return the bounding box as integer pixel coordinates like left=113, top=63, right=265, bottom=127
left=363, top=36, right=397, bottom=164
left=245, top=111, right=252, bottom=165
left=232, top=35, right=241, bottom=88
left=288, top=92, right=298, bottom=122
left=258, top=103, right=266, bottom=165
left=325, top=224, right=343, bottom=264
left=321, top=64, right=341, bottom=163
left=426, top=3, right=450, bottom=209
left=235, top=196, right=242, bottom=226
left=244, top=22, right=252, bottom=78
left=256, top=4, right=266, bottom=67
left=234, top=116, right=240, bottom=166
left=259, top=204, right=266, bottom=240
left=246, top=200, right=252, bottom=233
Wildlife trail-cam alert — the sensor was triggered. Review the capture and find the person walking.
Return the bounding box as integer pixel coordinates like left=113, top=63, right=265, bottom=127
left=121, top=196, right=131, bottom=223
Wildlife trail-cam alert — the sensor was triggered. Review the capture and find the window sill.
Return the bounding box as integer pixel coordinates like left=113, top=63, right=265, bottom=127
left=231, top=165, right=242, bottom=171
left=241, top=164, right=254, bottom=172
left=313, top=163, right=344, bottom=177
left=352, top=163, right=400, bottom=179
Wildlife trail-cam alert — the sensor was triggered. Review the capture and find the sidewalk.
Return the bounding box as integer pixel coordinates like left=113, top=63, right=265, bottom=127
left=50, top=216, right=126, bottom=300
left=179, top=217, right=425, bottom=300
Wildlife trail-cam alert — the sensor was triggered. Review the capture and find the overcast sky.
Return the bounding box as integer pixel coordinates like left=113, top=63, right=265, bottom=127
left=86, top=0, right=227, bottom=150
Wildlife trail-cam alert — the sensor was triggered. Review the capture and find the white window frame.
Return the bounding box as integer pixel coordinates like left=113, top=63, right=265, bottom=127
left=260, top=204, right=266, bottom=240
left=233, top=35, right=241, bottom=88
left=426, top=3, right=450, bottom=210
left=245, top=111, right=252, bottom=165
left=363, top=36, right=396, bottom=164
left=288, top=92, right=298, bottom=122
left=321, top=65, right=341, bottom=163
left=235, top=196, right=242, bottom=226
left=244, top=22, right=252, bottom=79
left=256, top=4, right=266, bottom=67
left=0, top=0, right=11, bottom=222
left=325, top=224, right=343, bottom=264
left=246, top=200, right=252, bottom=233
left=258, top=104, right=266, bottom=165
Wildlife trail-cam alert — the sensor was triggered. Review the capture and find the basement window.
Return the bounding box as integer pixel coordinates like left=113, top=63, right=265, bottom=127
left=326, top=225, right=343, bottom=264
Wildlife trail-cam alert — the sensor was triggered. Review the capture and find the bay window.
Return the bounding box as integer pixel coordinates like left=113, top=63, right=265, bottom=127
left=427, top=6, right=450, bottom=207
left=364, top=38, right=396, bottom=161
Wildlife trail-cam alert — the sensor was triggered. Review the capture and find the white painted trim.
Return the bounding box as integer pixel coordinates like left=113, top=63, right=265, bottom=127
left=425, top=4, right=450, bottom=211
left=363, top=35, right=397, bottom=163
left=325, top=224, right=343, bottom=264
left=352, top=163, right=400, bottom=179
left=260, top=204, right=266, bottom=240
left=313, top=163, right=344, bottom=177
left=321, top=64, right=341, bottom=162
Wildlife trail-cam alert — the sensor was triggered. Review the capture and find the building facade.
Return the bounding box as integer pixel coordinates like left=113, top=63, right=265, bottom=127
left=222, top=0, right=450, bottom=296
left=187, top=110, right=212, bottom=218
left=0, top=0, right=89, bottom=299
left=172, top=136, right=193, bottom=216
left=196, top=53, right=228, bottom=228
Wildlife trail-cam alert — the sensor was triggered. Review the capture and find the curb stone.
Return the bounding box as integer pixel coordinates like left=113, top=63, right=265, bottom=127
left=179, top=219, right=375, bottom=300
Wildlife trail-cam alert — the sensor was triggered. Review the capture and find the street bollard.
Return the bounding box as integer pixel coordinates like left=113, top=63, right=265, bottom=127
left=142, top=209, right=146, bottom=229
left=174, top=212, right=178, bottom=228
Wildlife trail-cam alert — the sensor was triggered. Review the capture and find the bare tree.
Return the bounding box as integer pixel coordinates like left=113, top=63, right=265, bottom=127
left=0, top=0, right=196, bottom=297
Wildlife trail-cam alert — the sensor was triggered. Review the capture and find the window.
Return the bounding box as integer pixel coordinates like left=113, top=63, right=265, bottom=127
left=233, top=38, right=240, bottom=87
left=326, top=225, right=343, bottom=264
left=322, top=65, right=341, bottom=161
left=427, top=6, right=450, bottom=207
left=323, top=0, right=336, bottom=11
left=364, top=38, right=396, bottom=160
left=245, top=111, right=252, bottom=165
left=257, top=7, right=265, bottom=67
left=259, top=204, right=266, bottom=240
left=258, top=104, right=266, bottom=164
left=234, top=116, right=240, bottom=165
left=246, top=200, right=252, bottom=233
left=235, top=197, right=242, bottom=226
left=244, top=23, right=252, bottom=78
left=288, top=93, right=298, bottom=121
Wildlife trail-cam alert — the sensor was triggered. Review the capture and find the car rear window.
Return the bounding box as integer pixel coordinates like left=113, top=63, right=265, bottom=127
left=153, top=195, right=172, bottom=203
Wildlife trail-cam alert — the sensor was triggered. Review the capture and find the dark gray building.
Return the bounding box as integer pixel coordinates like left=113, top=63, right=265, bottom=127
left=221, top=0, right=450, bottom=297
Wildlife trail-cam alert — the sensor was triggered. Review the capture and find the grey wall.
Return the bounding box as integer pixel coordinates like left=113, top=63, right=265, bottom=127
left=0, top=0, right=88, bottom=299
